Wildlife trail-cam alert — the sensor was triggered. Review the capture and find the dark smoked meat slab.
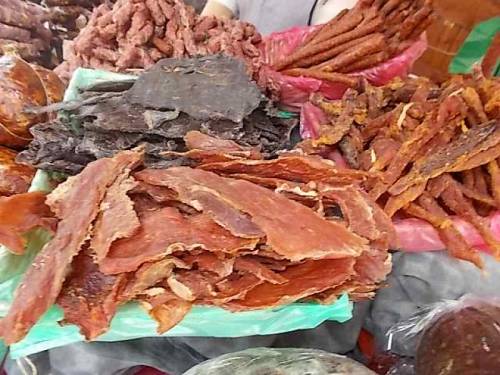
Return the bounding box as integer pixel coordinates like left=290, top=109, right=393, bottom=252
left=125, top=55, right=263, bottom=123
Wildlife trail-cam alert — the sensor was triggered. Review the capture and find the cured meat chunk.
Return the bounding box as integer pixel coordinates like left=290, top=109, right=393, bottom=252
left=57, top=250, right=130, bottom=340
left=0, top=150, right=142, bottom=345
left=0, top=192, right=55, bottom=254
left=100, top=207, right=257, bottom=275
left=135, top=167, right=368, bottom=261
left=225, top=258, right=355, bottom=311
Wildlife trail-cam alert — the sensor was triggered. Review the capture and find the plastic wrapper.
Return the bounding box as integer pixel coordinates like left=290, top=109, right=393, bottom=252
left=183, top=348, right=376, bottom=375
left=259, top=26, right=427, bottom=110
left=386, top=296, right=500, bottom=375
left=0, top=68, right=353, bottom=359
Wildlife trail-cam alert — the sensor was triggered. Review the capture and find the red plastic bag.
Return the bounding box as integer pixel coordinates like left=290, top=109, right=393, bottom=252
left=259, top=26, right=427, bottom=110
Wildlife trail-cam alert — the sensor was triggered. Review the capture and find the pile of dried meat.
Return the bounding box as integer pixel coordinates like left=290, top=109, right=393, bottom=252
left=20, top=55, right=294, bottom=175
left=55, top=0, right=262, bottom=80
left=0, top=136, right=393, bottom=344
left=273, top=0, right=434, bottom=81
left=0, top=0, right=54, bottom=66
left=301, top=71, right=500, bottom=267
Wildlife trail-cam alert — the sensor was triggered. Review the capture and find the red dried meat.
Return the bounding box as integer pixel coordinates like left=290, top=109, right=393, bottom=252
left=234, top=256, right=287, bottom=285
left=135, top=167, right=368, bottom=261
left=0, top=192, right=55, bottom=255
left=90, top=174, right=140, bottom=262
left=139, top=289, right=192, bottom=334
left=200, top=155, right=371, bottom=185
left=181, top=252, right=235, bottom=279
left=57, top=250, right=130, bottom=340
left=225, top=258, right=355, bottom=311
left=100, top=206, right=258, bottom=275
left=185, top=131, right=262, bottom=159
left=0, top=150, right=142, bottom=345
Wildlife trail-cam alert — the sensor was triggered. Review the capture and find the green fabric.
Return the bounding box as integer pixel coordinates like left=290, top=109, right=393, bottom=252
left=449, top=17, right=500, bottom=76
left=0, top=68, right=353, bottom=359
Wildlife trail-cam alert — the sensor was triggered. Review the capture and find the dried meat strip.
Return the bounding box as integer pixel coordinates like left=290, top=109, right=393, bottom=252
left=384, top=182, right=426, bottom=217
left=101, top=206, right=258, bottom=274
left=439, top=175, right=500, bottom=260
left=406, top=198, right=483, bottom=268
left=57, top=250, right=130, bottom=340
left=224, top=258, right=355, bottom=311
left=234, top=256, right=287, bottom=285
left=0, top=150, right=142, bottom=344
left=0, top=192, right=55, bottom=255
left=184, top=131, right=262, bottom=159
left=389, top=119, right=500, bottom=195
left=199, top=156, right=370, bottom=185
left=90, top=174, right=140, bottom=262
left=135, top=167, right=368, bottom=261
left=138, top=288, right=191, bottom=334
left=488, top=160, right=500, bottom=208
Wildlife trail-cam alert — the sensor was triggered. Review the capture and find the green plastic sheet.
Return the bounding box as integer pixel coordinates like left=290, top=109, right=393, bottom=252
left=449, top=17, right=500, bottom=76
left=0, top=68, right=353, bottom=359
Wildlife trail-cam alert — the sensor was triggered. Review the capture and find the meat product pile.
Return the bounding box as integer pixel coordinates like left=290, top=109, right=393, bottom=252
left=272, top=0, right=435, bottom=86
left=301, top=70, right=500, bottom=268
left=0, top=55, right=64, bottom=196
left=0, top=137, right=393, bottom=344
left=19, top=55, right=295, bottom=175
left=55, top=0, right=262, bottom=80
left=0, top=0, right=53, bottom=66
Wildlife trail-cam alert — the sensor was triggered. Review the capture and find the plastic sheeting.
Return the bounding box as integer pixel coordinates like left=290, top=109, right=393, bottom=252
left=0, top=68, right=353, bottom=359
left=183, top=348, right=376, bottom=375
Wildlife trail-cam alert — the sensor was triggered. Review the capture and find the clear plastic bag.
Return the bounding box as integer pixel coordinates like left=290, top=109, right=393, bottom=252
left=183, top=348, right=376, bottom=375
left=259, top=27, right=427, bottom=110
left=386, top=296, right=500, bottom=375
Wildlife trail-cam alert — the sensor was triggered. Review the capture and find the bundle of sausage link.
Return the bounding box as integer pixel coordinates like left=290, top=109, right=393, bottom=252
left=300, top=71, right=500, bottom=268
left=274, top=0, right=435, bottom=86
left=55, top=0, right=262, bottom=80
left=0, top=0, right=53, bottom=65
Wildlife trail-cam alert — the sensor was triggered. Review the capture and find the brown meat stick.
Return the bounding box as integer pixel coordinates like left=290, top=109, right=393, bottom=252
left=321, top=33, right=386, bottom=73
left=397, top=5, right=433, bottom=40
left=274, top=17, right=382, bottom=71
left=295, top=34, right=374, bottom=69
left=282, top=68, right=360, bottom=87
left=488, top=160, right=500, bottom=208
left=339, top=51, right=389, bottom=73
left=308, top=9, right=364, bottom=46
left=300, top=9, right=349, bottom=48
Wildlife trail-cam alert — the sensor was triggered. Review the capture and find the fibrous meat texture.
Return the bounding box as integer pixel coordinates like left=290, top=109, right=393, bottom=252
left=0, top=136, right=392, bottom=344
left=19, top=55, right=296, bottom=175
left=301, top=71, right=500, bottom=267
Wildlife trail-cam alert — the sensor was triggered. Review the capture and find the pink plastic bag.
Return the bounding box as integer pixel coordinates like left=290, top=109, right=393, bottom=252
left=259, top=26, right=427, bottom=110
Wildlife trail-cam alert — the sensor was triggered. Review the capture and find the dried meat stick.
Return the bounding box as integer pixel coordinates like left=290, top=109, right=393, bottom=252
left=384, top=182, right=426, bottom=217
left=274, top=18, right=382, bottom=71
left=282, top=69, right=360, bottom=87
left=379, top=0, right=405, bottom=16
left=463, top=170, right=475, bottom=190
left=308, top=8, right=364, bottom=46
left=407, top=13, right=435, bottom=40
left=462, top=87, right=489, bottom=125
left=321, top=33, right=386, bottom=73
left=302, top=8, right=350, bottom=47
left=295, top=34, right=374, bottom=69
left=440, top=178, right=500, bottom=260
left=488, top=160, right=500, bottom=208
left=339, top=51, right=389, bottom=73
left=397, top=5, right=433, bottom=40
left=450, top=143, right=500, bottom=172
left=407, top=196, right=484, bottom=268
